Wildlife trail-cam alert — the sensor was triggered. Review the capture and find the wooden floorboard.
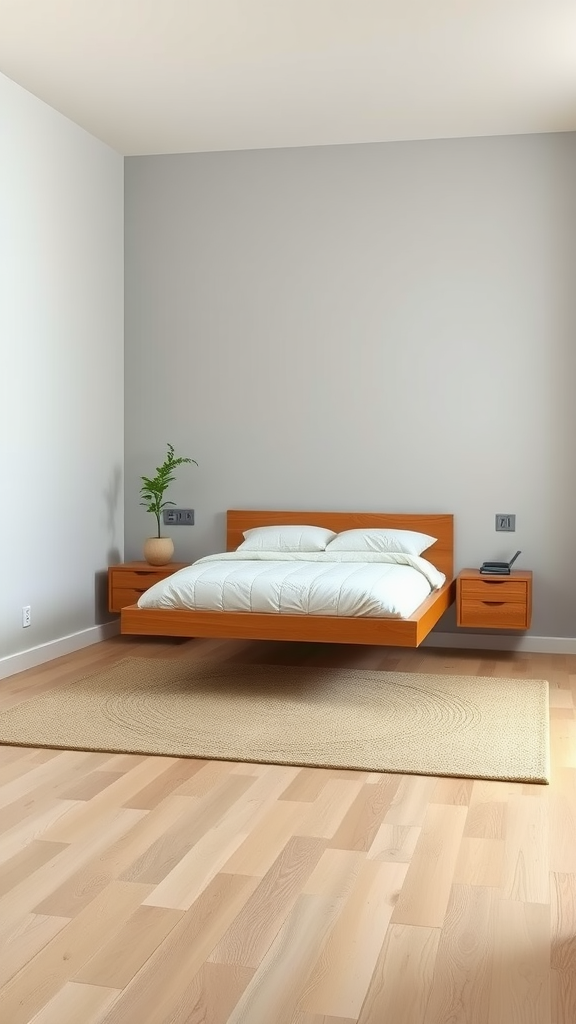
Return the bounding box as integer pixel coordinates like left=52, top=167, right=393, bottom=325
left=0, top=635, right=573, bottom=1023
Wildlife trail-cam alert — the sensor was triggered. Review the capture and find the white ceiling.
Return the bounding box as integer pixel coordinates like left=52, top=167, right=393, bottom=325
left=1, top=0, right=575, bottom=156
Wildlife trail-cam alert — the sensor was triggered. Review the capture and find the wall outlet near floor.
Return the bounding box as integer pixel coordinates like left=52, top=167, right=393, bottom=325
left=495, top=514, right=516, bottom=532
left=22, top=605, right=31, bottom=627
left=163, top=508, right=195, bottom=525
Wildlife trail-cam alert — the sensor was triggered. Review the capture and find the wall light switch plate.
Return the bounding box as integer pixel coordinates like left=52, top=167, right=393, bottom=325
left=495, top=514, right=516, bottom=532
left=163, top=509, right=194, bottom=525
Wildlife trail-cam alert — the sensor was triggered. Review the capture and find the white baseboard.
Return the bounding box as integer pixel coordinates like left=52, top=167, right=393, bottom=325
left=423, top=631, right=576, bottom=655
left=0, top=621, right=120, bottom=681
left=1, top=623, right=573, bottom=679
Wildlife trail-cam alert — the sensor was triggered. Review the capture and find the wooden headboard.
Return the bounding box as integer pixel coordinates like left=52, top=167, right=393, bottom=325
left=226, top=510, right=454, bottom=578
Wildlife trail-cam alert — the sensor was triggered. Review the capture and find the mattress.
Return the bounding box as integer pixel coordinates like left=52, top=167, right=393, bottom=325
left=136, top=550, right=446, bottom=619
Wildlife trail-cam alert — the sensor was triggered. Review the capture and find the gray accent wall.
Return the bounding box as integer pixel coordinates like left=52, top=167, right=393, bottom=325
left=0, top=72, right=124, bottom=663
left=125, top=133, right=576, bottom=639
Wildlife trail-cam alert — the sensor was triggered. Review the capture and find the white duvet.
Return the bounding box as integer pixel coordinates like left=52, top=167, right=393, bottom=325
left=137, top=550, right=446, bottom=619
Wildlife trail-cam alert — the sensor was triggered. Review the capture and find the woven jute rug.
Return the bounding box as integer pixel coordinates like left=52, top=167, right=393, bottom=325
left=0, top=658, right=550, bottom=782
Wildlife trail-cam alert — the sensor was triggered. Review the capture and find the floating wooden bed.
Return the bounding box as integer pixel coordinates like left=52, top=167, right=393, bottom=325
left=120, top=509, right=456, bottom=647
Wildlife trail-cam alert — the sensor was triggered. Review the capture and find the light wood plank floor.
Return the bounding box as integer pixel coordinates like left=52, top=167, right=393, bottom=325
left=0, top=635, right=574, bottom=1024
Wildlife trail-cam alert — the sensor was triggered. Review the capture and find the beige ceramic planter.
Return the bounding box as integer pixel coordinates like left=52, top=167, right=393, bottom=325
left=143, top=536, right=174, bottom=566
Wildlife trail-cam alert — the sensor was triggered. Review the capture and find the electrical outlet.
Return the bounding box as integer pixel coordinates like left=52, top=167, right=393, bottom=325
left=162, top=508, right=195, bottom=526
left=22, top=605, right=31, bottom=627
left=495, top=514, right=516, bottom=532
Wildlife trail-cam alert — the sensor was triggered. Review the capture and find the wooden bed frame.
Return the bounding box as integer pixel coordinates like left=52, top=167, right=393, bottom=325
left=120, top=509, right=456, bottom=647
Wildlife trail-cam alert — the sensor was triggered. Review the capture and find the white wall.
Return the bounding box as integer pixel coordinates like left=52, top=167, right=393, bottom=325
left=124, top=133, right=576, bottom=642
left=0, top=73, right=124, bottom=672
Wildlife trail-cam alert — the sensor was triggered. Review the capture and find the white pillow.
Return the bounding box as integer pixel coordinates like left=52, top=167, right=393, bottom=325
left=326, top=528, right=436, bottom=557
left=238, top=524, right=337, bottom=552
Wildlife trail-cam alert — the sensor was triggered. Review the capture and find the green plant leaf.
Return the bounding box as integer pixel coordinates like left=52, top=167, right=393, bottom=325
left=139, top=444, right=198, bottom=526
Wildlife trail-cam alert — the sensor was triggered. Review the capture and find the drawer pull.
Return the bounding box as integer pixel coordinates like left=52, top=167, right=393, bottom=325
left=483, top=600, right=505, bottom=606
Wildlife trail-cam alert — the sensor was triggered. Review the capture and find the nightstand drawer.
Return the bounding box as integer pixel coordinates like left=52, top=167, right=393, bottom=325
left=108, top=561, right=190, bottom=614
left=109, top=568, right=174, bottom=589
left=110, top=587, right=149, bottom=612
left=109, top=569, right=177, bottom=585
left=459, top=579, right=527, bottom=602
left=458, top=599, right=529, bottom=630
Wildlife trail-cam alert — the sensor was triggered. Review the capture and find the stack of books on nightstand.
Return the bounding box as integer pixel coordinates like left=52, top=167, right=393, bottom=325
left=479, top=550, right=521, bottom=575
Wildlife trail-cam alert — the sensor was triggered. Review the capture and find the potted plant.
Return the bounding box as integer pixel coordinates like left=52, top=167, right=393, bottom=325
left=140, top=443, right=198, bottom=565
